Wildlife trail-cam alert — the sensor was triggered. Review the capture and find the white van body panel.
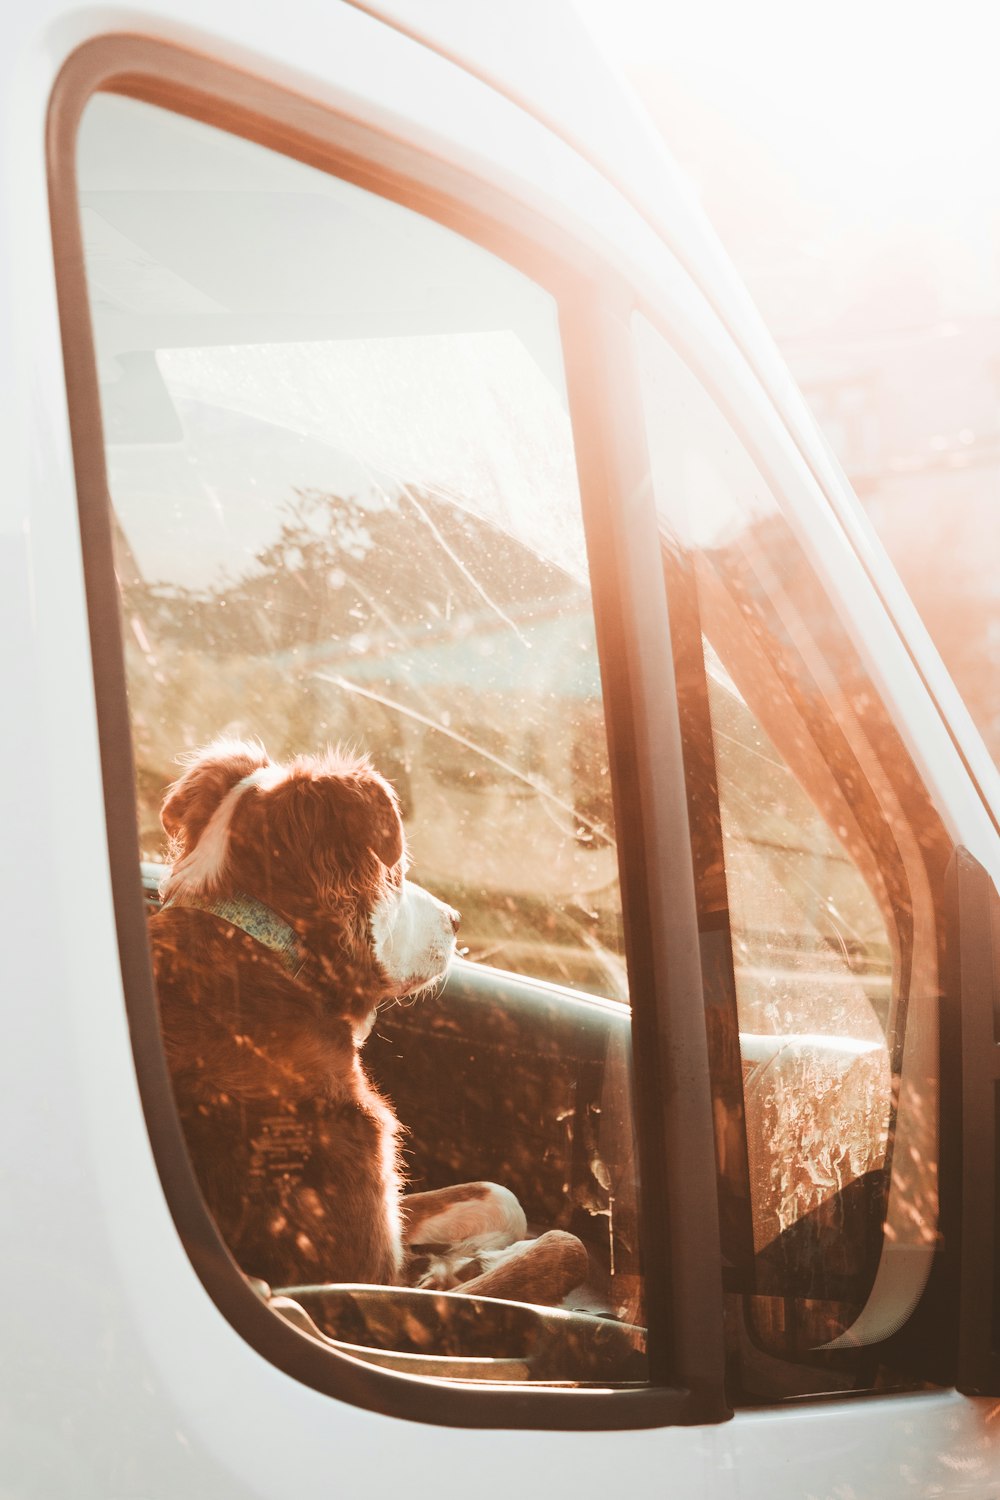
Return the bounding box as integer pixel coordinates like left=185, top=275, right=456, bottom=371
left=3, top=1, right=1000, bottom=1495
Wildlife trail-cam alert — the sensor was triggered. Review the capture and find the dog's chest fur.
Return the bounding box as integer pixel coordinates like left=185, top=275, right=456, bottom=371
left=150, top=905, right=404, bottom=1288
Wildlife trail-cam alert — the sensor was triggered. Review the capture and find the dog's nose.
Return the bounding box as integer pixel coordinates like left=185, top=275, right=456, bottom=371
left=449, top=907, right=461, bottom=934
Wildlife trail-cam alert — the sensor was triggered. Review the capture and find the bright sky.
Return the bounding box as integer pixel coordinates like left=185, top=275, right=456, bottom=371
left=572, top=0, right=1000, bottom=766
left=576, top=0, right=1000, bottom=249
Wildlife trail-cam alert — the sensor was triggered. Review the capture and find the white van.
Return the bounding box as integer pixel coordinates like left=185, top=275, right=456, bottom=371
left=6, top=1, right=1000, bottom=1494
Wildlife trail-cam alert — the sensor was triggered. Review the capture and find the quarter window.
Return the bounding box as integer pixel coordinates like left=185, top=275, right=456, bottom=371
left=634, top=314, right=949, bottom=1397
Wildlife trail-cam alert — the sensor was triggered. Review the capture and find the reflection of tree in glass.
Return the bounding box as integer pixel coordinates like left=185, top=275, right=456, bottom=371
left=671, top=508, right=949, bottom=1348
left=118, top=484, right=626, bottom=995
left=188, top=485, right=582, bottom=656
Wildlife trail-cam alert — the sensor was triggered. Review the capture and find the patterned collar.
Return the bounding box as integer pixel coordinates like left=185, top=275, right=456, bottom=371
left=165, top=891, right=306, bottom=978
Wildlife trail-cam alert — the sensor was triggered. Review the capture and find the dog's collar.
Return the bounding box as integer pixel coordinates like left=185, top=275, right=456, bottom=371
left=164, top=892, right=306, bottom=978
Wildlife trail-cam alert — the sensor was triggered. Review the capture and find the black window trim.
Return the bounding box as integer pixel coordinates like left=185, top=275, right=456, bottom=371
left=47, top=32, right=729, bottom=1428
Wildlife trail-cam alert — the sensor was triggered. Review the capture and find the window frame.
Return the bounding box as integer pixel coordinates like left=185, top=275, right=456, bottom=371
left=47, top=34, right=728, bottom=1427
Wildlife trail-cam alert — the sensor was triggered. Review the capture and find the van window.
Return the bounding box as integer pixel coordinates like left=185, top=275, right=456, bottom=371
left=634, top=314, right=950, bottom=1397
left=73, top=91, right=646, bottom=1393
left=81, top=95, right=625, bottom=999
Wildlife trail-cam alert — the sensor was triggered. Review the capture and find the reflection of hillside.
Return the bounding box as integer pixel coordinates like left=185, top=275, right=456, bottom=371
left=119, top=485, right=625, bottom=998
left=127, top=486, right=580, bottom=655
left=711, top=510, right=948, bottom=867
left=687, top=509, right=949, bottom=1038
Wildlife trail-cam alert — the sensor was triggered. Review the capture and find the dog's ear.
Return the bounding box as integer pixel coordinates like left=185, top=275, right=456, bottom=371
left=162, top=739, right=270, bottom=851
left=265, top=760, right=405, bottom=897
left=348, top=770, right=405, bottom=870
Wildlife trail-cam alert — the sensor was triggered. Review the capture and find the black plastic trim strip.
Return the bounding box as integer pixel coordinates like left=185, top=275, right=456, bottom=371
left=47, top=32, right=729, bottom=1427
left=560, top=295, right=729, bottom=1412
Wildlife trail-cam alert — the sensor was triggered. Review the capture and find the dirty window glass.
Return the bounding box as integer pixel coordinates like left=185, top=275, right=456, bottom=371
left=74, top=92, right=645, bottom=1388
left=634, top=314, right=948, bottom=1395
left=81, top=96, right=624, bottom=999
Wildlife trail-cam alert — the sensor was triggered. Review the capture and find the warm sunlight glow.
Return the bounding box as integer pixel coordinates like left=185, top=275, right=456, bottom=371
left=576, top=0, right=1000, bottom=299
left=576, top=0, right=1000, bottom=766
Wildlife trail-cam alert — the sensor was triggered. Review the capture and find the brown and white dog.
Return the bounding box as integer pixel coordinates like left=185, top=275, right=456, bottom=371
left=149, top=739, right=587, bottom=1305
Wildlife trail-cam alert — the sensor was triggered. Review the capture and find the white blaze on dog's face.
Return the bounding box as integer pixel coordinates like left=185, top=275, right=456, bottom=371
left=370, top=876, right=459, bottom=999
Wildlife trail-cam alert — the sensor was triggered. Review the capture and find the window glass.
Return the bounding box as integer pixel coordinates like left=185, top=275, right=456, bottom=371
left=82, top=95, right=625, bottom=999
left=76, top=92, right=645, bottom=1385
left=634, top=314, right=949, bottom=1397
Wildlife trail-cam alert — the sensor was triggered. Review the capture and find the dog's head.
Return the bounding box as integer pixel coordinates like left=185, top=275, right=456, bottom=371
left=159, top=739, right=458, bottom=1011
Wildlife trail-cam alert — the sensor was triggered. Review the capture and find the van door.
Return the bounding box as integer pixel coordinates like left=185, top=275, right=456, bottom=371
left=35, top=11, right=1000, bottom=1498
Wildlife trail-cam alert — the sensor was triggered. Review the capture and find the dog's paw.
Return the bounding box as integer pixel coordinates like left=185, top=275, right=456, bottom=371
left=407, top=1247, right=487, bottom=1291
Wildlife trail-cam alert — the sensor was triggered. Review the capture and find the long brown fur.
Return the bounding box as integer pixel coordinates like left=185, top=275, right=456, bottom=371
left=149, top=743, right=409, bottom=1288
